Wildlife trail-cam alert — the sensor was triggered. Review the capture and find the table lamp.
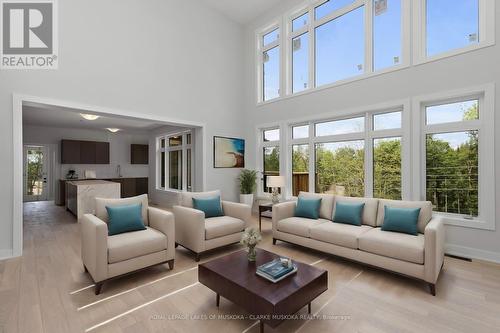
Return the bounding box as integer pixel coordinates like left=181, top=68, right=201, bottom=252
left=267, top=176, right=285, bottom=204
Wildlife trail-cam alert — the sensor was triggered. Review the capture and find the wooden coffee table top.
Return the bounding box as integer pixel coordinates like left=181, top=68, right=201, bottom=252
left=199, top=248, right=327, bottom=331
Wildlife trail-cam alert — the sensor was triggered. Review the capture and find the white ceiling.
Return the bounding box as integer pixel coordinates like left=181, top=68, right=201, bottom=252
left=199, top=0, right=286, bottom=24
left=22, top=103, right=181, bottom=134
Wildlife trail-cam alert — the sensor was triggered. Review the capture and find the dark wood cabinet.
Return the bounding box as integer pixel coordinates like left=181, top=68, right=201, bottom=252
left=61, top=140, right=110, bottom=164
left=136, top=177, right=148, bottom=195
left=131, top=144, right=149, bottom=164
left=61, top=140, right=81, bottom=164
left=95, top=142, right=110, bottom=164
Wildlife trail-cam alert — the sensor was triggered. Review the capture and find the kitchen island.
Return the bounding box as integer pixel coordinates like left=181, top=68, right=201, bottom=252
left=66, top=180, right=120, bottom=221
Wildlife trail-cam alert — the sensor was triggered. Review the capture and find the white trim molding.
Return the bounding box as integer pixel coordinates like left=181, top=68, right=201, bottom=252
left=446, top=244, right=500, bottom=265
left=0, top=249, right=14, bottom=261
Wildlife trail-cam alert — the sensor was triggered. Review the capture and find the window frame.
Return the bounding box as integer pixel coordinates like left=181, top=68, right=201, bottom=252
left=156, top=130, right=194, bottom=193
left=412, top=84, right=495, bottom=230
left=257, top=23, right=283, bottom=103
left=257, top=125, right=284, bottom=196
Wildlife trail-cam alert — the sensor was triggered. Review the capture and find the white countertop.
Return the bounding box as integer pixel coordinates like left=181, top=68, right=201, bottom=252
left=67, top=180, right=119, bottom=186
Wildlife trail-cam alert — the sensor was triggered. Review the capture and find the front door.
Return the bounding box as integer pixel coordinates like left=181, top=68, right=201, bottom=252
left=23, top=145, right=49, bottom=202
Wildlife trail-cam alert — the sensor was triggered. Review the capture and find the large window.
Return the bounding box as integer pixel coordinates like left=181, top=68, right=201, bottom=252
left=257, top=0, right=494, bottom=102
left=157, top=131, right=193, bottom=192
left=261, top=128, right=281, bottom=192
left=424, top=99, right=479, bottom=217
left=373, top=137, right=402, bottom=199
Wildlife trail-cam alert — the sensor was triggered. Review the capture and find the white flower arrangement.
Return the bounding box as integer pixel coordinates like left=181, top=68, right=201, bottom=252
left=240, top=227, right=262, bottom=247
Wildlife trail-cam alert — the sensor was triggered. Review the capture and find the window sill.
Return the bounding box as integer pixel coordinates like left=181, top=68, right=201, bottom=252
left=436, top=213, right=495, bottom=231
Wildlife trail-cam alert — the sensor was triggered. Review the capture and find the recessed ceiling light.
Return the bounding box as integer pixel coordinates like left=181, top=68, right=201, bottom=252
left=80, top=113, right=100, bottom=121
left=106, top=128, right=120, bottom=133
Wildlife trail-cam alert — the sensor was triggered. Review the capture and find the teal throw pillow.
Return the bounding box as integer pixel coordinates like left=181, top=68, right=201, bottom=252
left=381, top=206, right=421, bottom=235
left=294, top=197, right=322, bottom=220
left=106, top=203, right=146, bottom=236
left=192, top=196, right=224, bottom=218
left=333, top=201, right=365, bottom=226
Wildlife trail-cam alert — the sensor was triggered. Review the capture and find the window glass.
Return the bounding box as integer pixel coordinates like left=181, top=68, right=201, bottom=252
left=160, top=151, right=165, bottom=188
left=426, top=0, right=479, bottom=56
left=373, top=0, right=402, bottom=70
left=315, top=140, right=365, bottom=196
left=263, top=128, right=280, bottom=142
left=169, top=136, right=182, bottom=147
left=292, top=144, right=309, bottom=196
left=263, top=46, right=280, bottom=101
left=292, top=33, right=309, bottom=93
left=426, top=131, right=478, bottom=216
left=315, top=6, right=365, bottom=87
left=169, top=150, right=182, bottom=190
left=315, top=0, right=356, bottom=20
left=292, top=125, right=309, bottom=139
left=426, top=100, right=478, bottom=125
left=263, top=28, right=279, bottom=46
left=187, top=148, right=192, bottom=191
left=374, top=137, right=402, bottom=200
left=292, top=12, right=309, bottom=31
left=186, top=133, right=191, bottom=145
left=315, top=116, right=364, bottom=136
left=161, top=138, right=165, bottom=148
left=373, top=111, right=402, bottom=130
left=263, top=147, right=280, bottom=193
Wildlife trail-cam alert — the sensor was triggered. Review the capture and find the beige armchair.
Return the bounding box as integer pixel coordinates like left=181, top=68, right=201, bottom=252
left=173, top=190, right=251, bottom=261
left=81, top=194, right=175, bottom=295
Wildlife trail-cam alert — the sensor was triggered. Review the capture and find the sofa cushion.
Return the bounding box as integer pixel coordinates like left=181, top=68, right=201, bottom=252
left=310, top=223, right=372, bottom=249
left=205, top=216, right=244, bottom=240
left=332, top=196, right=379, bottom=227
left=298, top=192, right=335, bottom=220
left=193, top=196, right=223, bottom=218
left=376, top=199, right=432, bottom=233
left=295, top=197, right=322, bottom=219
left=358, top=228, right=425, bottom=264
left=96, top=194, right=149, bottom=225
left=106, top=203, right=146, bottom=236
left=333, top=201, right=365, bottom=226
left=108, top=227, right=167, bottom=264
left=381, top=206, right=420, bottom=235
left=181, top=190, right=221, bottom=208
left=277, top=217, right=329, bottom=238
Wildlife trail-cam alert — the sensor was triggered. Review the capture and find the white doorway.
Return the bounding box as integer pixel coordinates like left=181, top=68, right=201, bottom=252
left=23, top=145, right=50, bottom=202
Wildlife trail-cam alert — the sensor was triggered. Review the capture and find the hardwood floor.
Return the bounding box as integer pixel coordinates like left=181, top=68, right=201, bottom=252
left=0, top=201, right=499, bottom=333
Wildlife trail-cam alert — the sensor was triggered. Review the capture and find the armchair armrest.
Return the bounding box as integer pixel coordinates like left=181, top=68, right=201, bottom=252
left=172, top=205, right=206, bottom=253
left=424, top=216, right=445, bottom=283
left=148, top=207, right=175, bottom=260
left=222, top=201, right=251, bottom=228
left=272, top=201, right=296, bottom=233
left=81, top=214, right=108, bottom=283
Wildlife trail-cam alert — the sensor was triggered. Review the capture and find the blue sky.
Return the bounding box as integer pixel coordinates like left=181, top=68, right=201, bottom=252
left=263, top=0, right=479, bottom=100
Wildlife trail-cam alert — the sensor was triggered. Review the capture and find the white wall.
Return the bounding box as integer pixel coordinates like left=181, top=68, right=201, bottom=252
left=243, top=1, right=500, bottom=261
left=0, top=0, right=245, bottom=255
left=23, top=124, right=150, bottom=200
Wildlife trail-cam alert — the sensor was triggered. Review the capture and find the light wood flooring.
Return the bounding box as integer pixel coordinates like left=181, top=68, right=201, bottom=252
left=1, top=201, right=500, bottom=333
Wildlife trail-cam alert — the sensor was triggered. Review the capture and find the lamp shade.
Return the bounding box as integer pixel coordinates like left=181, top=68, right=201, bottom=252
left=267, top=176, right=285, bottom=188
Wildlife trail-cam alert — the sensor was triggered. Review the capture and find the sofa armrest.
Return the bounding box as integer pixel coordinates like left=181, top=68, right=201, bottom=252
left=172, top=205, right=206, bottom=253
left=272, top=201, right=297, bottom=233
left=148, top=207, right=175, bottom=260
left=81, top=214, right=108, bottom=283
left=424, top=216, right=445, bottom=283
left=222, top=201, right=251, bottom=228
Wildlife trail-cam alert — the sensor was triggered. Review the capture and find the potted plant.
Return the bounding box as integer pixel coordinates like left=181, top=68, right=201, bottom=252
left=237, top=169, right=257, bottom=207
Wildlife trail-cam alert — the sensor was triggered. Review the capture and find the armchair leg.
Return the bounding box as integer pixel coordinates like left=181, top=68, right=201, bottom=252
left=167, top=259, right=175, bottom=270
left=84, top=265, right=88, bottom=273
left=175, top=242, right=179, bottom=248
left=95, top=282, right=104, bottom=295
left=195, top=253, right=201, bottom=262
left=428, top=283, right=436, bottom=296
left=272, top=238, right=277, bottom=245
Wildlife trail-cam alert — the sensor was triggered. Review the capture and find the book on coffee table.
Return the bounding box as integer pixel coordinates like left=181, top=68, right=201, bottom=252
left=256, top=259, right=298, bottom=283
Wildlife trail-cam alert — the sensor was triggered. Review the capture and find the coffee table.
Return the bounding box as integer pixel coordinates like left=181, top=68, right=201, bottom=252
left=198, top=248, right=328, bottom=332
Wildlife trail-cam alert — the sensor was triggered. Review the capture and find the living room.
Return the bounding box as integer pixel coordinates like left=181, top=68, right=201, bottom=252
left=1, top=0, right=499, bottom=332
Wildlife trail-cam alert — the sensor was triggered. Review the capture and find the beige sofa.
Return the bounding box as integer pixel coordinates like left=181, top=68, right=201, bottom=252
left=173, top=190, right=251, bottom=261
left=81, top=195, right=175, bottom=294
left=272, top=192, right=445, bottom=295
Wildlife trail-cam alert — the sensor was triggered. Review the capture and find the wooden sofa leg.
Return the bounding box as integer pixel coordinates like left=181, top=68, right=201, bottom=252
left=272, top=238, right=277, bottom=245
left=84, top=265, right=88, bottom=273
left=428, top=283, right=436, bottom=296
left=167, top=259, right=175, bottom=270
left=175, top=242, right=179, bottom=248
left=95, top=282, right=104, bottom=295
left=195, top=253, right=201, bottom=262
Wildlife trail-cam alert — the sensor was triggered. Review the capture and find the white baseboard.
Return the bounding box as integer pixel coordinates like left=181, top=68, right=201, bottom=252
left=0, top=249, right=13, bottom=261
left=446, top=243, right=500, bottom=264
